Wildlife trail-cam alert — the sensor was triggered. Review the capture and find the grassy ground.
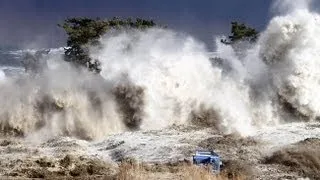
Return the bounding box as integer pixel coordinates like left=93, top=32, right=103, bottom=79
left=116, top=160, right=246, bottom=180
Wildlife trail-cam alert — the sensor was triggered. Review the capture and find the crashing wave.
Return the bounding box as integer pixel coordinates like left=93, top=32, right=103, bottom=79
left=1, top=0, right=320, bottom=140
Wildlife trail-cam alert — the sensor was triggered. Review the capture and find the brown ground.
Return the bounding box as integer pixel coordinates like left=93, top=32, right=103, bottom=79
left=264, top=138, right=320, bottom=179
left=1, top=128, right=320, bottom=180
left=0, top=155, right=245, bottom=180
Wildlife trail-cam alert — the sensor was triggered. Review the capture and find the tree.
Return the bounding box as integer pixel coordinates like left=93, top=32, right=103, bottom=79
left=59, top=17, right=157, bottom=73
left=221, top=22, right=259, bottom=45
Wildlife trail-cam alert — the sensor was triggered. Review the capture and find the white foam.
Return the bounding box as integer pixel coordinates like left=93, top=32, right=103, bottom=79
left=0, top=69, right=5, bottom=83
left=92, top=29, right=256, bottom=136
left=1, top=0, right=320, bottom=140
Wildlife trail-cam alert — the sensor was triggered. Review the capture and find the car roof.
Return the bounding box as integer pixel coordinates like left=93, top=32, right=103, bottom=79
left=195, top=150, right=219, bottom=157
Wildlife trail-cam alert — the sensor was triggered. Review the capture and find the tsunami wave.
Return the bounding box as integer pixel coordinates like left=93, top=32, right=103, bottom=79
left=0, top=0, right=319, bottom=140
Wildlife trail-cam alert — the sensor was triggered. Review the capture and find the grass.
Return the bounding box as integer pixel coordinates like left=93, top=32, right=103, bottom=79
left=116, top=161, right=247, bottom=180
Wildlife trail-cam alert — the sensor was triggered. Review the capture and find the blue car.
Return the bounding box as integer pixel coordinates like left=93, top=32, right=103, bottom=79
left=192, top=150, right=222, bottom=173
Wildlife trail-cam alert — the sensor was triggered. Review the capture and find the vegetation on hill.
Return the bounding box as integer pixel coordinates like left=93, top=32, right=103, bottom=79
left=59, top=17, right=157, bottom=73
left=221, top=22, right=259, bottom=45
left=59, top=18, right=258, bottom=72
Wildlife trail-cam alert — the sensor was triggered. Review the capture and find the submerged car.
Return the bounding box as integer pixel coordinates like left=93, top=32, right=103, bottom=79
left=192, top=150, right=222, bottom=173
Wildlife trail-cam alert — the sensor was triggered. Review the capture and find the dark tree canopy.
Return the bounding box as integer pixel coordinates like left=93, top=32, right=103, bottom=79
left=221, top=22, right=259, bottom=45
left=59, top=17, right=157, bottom=73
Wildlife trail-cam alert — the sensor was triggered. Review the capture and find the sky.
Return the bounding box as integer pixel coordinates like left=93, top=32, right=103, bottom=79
left=0, top=0, right=274, bottom=49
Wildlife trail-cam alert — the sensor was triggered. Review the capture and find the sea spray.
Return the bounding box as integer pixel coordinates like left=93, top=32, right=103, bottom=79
left=0, top=59, right=125, bottom=140
left=259, top=0, right=320, bottom=119
left=1, top=0, right=320, bottom=140
left=93, top=29, right=256, bottom=135
left=0, top=28, right=258, bottom=139
left=0, top=69, right=5, bottom=82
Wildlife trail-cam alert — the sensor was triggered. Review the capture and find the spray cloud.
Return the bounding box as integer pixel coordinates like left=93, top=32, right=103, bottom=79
left=1, top=0, right=320, bottom=140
